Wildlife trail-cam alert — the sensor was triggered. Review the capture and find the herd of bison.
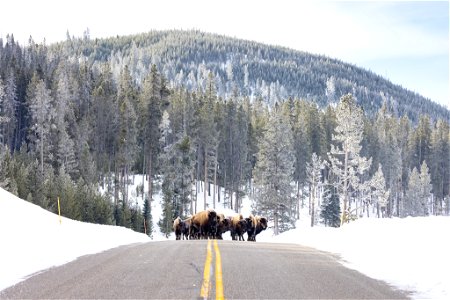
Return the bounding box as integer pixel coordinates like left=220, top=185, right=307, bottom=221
left=173, top=209, right=268, bottom=242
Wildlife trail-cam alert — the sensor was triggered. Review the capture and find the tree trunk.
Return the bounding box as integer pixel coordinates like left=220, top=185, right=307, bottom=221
left=147, top=149, right=152, bottom=232
left=235, top=187, right=239, bottom=213
left=341, top=150, right=349, bottom=226
left=142, top=144, right=146, bottom=203
left=40, top=128, right=44, bottom=176
left=311, top=185, right=315, bottom=227
left=296, top=181, right=300, bottom=219
left=274, top=210, right=279, bottom=235
left=204, top=148, right=208, bottom=210
left=230, top=188, right=233, bottom=210
left=213, top=156, right=217, bottom=209
left=114, top=165, right=119, bottom=207
left=218, top=185, right=221, bottom=203
left=148, top=149, right=152, bottom=202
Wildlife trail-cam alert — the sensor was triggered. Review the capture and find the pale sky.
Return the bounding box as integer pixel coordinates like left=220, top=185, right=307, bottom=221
left=1, top=0, right=448, bottom=108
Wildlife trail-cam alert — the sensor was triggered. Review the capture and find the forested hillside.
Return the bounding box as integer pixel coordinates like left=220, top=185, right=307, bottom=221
left=0, top=31, right=449, bottom=236
left=52, top=30, right=448, bottom=123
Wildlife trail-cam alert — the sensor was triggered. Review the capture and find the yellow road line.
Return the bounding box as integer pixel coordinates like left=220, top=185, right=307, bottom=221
left=213, top=240, right=224, bottom=300
left=200, top=239, right=226, bottom=299
left=200, top=239, right=213, bottom=299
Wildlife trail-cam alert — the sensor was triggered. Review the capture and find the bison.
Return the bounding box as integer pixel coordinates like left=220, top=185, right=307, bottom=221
left=181, top=217, right=192, bottom=240
left=246, top=215, right=268, bottom=242
left=173, top=217, right=183, bottom=240
left=230, top=214, right=248, bottom=241
left=214, top=213, right=231, bottom=239
left=189, top=209, right=218, bottom=239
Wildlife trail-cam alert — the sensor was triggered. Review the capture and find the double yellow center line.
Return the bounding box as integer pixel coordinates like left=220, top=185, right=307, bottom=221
left=200, top=239, right=224, bottom=300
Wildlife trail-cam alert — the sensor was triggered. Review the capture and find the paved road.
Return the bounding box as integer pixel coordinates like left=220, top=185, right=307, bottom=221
left=1, top=240, right=409, bottom=299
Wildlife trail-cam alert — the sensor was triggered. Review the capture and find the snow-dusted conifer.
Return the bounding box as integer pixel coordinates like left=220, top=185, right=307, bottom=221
left=405, top=167, right=421, bottom=217
left=419, top=161, right=432, bottom=216
left=328, top=94, right=371, bottom=225
left=28, top=79, right=55, bottom=175
left=307, top=153, right=323, bottom=227
left=55, top=70, right=78, bottom=177
left=253, top=107, right=295, bottom=235
left=369, top=164, right=390, bottom=218
left=405, top=161, right=431, bottom=217
left=0, top=72, right=17, bottom=150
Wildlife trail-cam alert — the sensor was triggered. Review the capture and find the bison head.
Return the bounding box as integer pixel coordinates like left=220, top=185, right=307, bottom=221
left=259, top=217, right=268, bottom=230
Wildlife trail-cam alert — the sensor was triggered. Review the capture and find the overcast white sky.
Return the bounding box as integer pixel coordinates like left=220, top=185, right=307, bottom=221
left=1, top=0, right=448, bottom=108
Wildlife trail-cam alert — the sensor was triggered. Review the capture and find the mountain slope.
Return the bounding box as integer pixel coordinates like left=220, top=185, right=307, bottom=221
left=56, top=30, right=448, bottom=122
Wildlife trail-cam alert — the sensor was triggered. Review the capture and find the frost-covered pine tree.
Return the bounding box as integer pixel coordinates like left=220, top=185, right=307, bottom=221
left=55, top=70, right=77, bottom=177
left=159, top=110, right=194, bottom=235
left=404, top=167, right=422, bottom=217
left=306, top=153, right=324, bottom=227
left=0, top=79, right=7, bottom=142
left=0, top=73, right=17, bottom=150
left=28, top=79, right=55, bottom=176
left=419, top=161, right=432, bottom=216
left=328, top=94, right=371, bottom=225
left=369, top=164, right=390, bottom=218
left=253, top=107, right=295, bottom=235
left=404, top=161, right=432, bottom=217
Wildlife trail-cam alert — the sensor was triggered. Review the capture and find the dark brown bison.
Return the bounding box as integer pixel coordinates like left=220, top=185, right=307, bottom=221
left=181, top=217, right=192, bottom=240
left=190, top=209, right=218, bottom=239
left=173, top=217, right=183, bottom=240
left=214, top=213, right=231, bottom=239
left=246, top=215, right=268, bottom=242
left=230, top=214, right=248, bottom=241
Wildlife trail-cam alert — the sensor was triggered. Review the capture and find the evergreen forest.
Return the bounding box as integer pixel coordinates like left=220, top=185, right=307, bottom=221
left=0, top=30, right=449, bottom=235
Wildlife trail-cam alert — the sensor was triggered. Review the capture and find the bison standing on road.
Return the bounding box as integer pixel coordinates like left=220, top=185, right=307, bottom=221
left=173, top=217, right=183, bottom=240
left=230, top=214, right=248, bottom=241
left=246, top=215, right=268, bottom=242
left=175, top=211, right=267, bottom=241
left=190, top=209, right=218, bottom=239
left=181, top=217, right=192, bottom=240
left=215, top=213, right=231, bottom=239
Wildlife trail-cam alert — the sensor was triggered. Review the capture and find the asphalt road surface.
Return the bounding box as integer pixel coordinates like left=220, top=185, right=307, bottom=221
left=1, top=240, right=409, bottom=299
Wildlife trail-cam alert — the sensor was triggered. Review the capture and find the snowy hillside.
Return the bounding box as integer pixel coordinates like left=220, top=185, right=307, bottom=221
left=1, top=186, right=449, bottom=299
left=0, top=187, right=150, bottom=290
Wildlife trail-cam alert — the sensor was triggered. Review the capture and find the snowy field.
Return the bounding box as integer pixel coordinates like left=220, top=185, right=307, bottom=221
left=1, top=186, right=449, bottom=299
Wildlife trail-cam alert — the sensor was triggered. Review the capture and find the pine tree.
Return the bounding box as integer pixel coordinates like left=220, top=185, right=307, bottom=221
left=369, top=164, right=390, bottom=218
left=142, top=195, right=152, bottom=235
left=320, top=184, right=341, bottom=227
left=0, top=78, right=7, bottom=144
left=0, top=145, right=11, bottom=189
left=408, top=115, right=432, bottom=170
left=130, top=201, right=144, bottom=233
left=404, top=167, right=422, bottom=217
left=200, top=72, right=218, bottom=210
left=253, top=107, right=295, bottom=235
left=328, top=94, right=371, bottom=225
left=306, top=153, right=324, bottom=227
left=54, top=70, right=78, bottom=177
left=138, top=64, right=168, bottom=230
left=115, top=65, right=137, bottom=226
left=430, top=120, right=450, bottom=214
left=56, top=166, right=80, bottom=220
left=419, top=161, right=432, bottom=216
left=91, top=63, right=118, bottom=182
left=28, top=78, right=55, bottom=176
left=0, top=72, right=17, bottom=150
left=404, top=161, right=432, bottom=217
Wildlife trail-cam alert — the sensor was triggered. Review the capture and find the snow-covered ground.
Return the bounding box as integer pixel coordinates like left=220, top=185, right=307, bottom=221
left=257, top=216, right=450, bottom=299
left=1, top=186, right=449, bottom=299
left=0, top=187, right=150, bottom=291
